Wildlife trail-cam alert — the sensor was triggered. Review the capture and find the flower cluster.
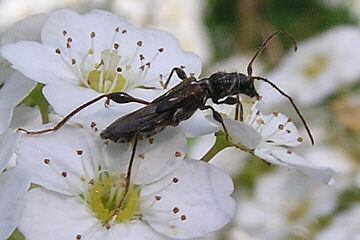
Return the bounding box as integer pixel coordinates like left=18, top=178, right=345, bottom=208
left=0, top=8, right=336, bottom=240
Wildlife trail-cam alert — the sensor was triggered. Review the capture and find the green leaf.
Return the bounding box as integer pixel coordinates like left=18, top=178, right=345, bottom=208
left=7, top=229, right=25, bottom=240
left=21, top=83, right=49, bottom=124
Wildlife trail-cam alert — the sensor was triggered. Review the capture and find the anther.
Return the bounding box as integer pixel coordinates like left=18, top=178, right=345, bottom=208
left=44, top=158, right=50, bottom=164
left=175, top=152, right=181, bottom=158
left=278, top=124, right=284, bottom=130
left=172, top=177, right=179, bottom=183
left=256, top=111, right=260, bottom=116
left=138, top=154, right=145, bottom=159
left=287, top=149, right=293, bottom=154
left=286, top=130, right=291, bottom=134
left=89, top=179, right=95, bottom=185
left=155, top=195, right=162, bottom=201
left=173, top=207, right=179, bottom=214
left=66, top=43, right=71, bottom=49
left=287, top=118, right=292, bottom=122
left=297, top=137, right=303, bottom=142
left=122, top=29, right=127, bottom=34
left=139, top=65, right=145, bottom=71
left=61, top=171, right=68, bottom=178
left=158, top=48, right=164, bottom=52
left=76, top=234, right=82, bottom=240
left=90, top=32, right=96, bottom=38
left=139, top=54, right=145, bottom=61
left=55, top=48, right=61, bottom=54
left=273, top=112, right=279, bottom=117
left=180, top=65, right=185, bottom=69
left=71, top=59, right=76, bottom=65
left=91, top=122, right=97, bottom=128
left=148, top=138, right=154, bottom=144
left=137, top=41, right=143, bottom=47
left=62, top=30, right=67, bottom=36
left=181, top=215, right=187, bottom=221
left=114, top=43, right=119, bottom=49
left=115, top=27, right=119, bottom=32
left=67, top=37, right=72, bottom=43
left=145, top=62, right=151, bottom=68
left=77, top=150, right=83, bottom=155
left=117, top=67, right=122, bottom=72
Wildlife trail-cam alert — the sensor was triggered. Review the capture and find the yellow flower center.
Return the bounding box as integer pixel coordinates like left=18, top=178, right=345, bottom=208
left=87, top=49, right=127, bottom=93
left=303, top=55, right=329, bottom=80
left=87, top=174, right=139, bottom=225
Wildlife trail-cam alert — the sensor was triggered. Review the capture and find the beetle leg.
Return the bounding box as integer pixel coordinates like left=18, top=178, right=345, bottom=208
left=18, top=92, right=150, bottom=135
left=115, top=132, right=139, bottom=212
left=200, top=105, right=230, bottom=141
left=213, top=96, right=244, bottom=121
left=235, top=95, right=243, bottom=121
left=160, top=67, right=188, bottom=89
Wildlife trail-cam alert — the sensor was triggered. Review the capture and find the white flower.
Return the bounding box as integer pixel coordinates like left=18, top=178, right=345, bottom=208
left=0, top=127, right=31, bottom=239
left=1, top=9, right=202, bottom=130
left=316, top=204, right=360, bottom=240
left=258, top=26, right=360, bottom=107
left=16, top=125, right=235, bottom=239
left=214, top=101, right=335, bottom=184
left=0, top=14, right=45, bottom=134
left=113, top=0, right=213, bottom=63
left=236, top=169, right=339, bottom=240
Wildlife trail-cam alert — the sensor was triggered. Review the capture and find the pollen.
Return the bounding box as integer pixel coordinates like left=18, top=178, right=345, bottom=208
left=86, top=174, right=140, bottom=226
left=76, top=234, right=82, bottom=239
left=175, top=151, right=182, bottom=158
left=172, top=177, right=179, bottom=183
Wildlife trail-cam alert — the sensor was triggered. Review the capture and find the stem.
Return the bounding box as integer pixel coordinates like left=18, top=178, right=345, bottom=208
left=201, top=132, right=232, bottom=162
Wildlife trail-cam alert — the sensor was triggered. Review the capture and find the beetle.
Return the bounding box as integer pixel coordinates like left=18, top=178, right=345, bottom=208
left=19, top=29, right=313, bottom=212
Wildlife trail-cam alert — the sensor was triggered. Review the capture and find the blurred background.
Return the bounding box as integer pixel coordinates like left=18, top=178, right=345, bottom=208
left=1, top=0, right=360, bottom=239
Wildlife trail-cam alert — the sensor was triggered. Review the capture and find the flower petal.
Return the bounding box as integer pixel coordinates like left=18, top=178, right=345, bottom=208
left=18, top=187, right=99, bottom=239
left=0, top=166, right=31, bottom=240
left=0, top=130, right=21, bottom=171
left=1, top=41, right=79, bottom=84
left=20, top=187, right=165, bottom=240
left=0, top=71, right=36, bottom=134
left=1, top=14, right=47, bottom=44
left=16, top=125, right=102, bottom=195
left=181, top=111, right=221, bottom=138
left=255, top=146, right=335, bottom=184
left=222, top=117, right=262, bottom=149
left=43, top=82, right=161, bottom=130
left=105, top=127, right=187, bottom=184
left=141, top=159, right=235, bottom=239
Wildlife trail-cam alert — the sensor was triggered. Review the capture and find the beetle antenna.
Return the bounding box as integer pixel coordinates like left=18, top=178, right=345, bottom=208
left=253, top=76, right=314, bottom=146
left=247, top=29, right=297, bottom=77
